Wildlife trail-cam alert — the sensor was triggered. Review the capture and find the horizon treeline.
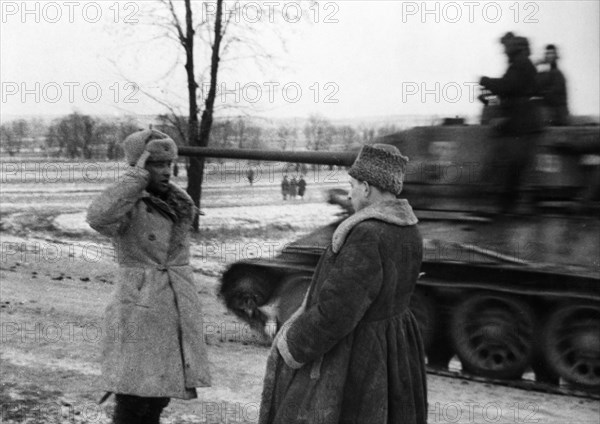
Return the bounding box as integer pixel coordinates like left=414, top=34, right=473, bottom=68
left=0, top=112, right=410, bottom=160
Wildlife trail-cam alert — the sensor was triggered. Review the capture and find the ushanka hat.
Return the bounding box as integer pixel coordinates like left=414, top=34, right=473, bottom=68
left=500, top=32, right=530, bottom=57
left=348, top=144, right=409, bottom=196
left=123, top=129, right=178, bottom=165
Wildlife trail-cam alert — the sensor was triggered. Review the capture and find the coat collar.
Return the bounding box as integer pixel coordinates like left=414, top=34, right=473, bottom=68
left=331, top=199, right=418, bottom=253
left=142, top=183, right=196, bottom=254
left=141, top=183, right=195, bottom=223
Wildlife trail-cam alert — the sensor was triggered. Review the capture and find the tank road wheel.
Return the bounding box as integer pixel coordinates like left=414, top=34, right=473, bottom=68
left=409, top=288, right=436, bottom=351
left=451, top=293, right=535, bottom=380
left=543, top=303, right=600, bottom=389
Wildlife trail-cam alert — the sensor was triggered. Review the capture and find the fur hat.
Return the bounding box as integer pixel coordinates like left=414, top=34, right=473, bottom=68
left=123, top=129, right=178, bottom=165
left=500, top=32, right=530, bottom=58
left=500, top=32, right=515, bottom=45
left=348, top=144, right=409, bottom=196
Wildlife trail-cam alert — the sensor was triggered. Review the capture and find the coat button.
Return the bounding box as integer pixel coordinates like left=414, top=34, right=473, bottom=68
left=148, top=234, right=156, bottom=241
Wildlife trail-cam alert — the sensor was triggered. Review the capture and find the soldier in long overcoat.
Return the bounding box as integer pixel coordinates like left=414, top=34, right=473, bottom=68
left=259, top=144, right=427, bottom=424
left=87, top=129, right=211, bottom=424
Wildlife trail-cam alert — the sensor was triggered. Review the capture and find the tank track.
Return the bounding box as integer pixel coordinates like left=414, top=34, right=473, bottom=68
left=426, top=366, right=600, bottom=400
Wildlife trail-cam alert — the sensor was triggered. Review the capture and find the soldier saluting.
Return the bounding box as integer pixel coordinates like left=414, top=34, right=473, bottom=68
left=87, top=129, right=211, bottom=424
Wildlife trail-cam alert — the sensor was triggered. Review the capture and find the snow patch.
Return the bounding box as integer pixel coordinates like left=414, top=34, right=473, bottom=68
left=52, top=203, right=342, bottom=236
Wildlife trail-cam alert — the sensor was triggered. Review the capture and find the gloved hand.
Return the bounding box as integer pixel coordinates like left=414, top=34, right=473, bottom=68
left=135, top=150, right=151, bottom=169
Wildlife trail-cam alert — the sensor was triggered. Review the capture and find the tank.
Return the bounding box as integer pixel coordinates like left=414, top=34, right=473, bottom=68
left=181, top=118, right=600, bottom=392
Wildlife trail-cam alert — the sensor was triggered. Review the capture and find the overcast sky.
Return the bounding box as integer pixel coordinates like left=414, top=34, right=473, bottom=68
left=2, top=0, right=599, bottom=121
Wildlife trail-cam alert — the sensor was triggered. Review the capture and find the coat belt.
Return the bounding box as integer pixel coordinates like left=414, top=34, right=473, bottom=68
left=119, top=262, right=188, bottom=270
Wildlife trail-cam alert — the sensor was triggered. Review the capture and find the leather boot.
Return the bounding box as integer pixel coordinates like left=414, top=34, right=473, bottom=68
left=141, top=397, right=170, bottom=424
left=112, top=394, right=145, bottom=424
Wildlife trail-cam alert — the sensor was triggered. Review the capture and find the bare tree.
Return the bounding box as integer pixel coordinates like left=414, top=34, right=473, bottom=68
left=0, top=124, right=17, bottom=156
left=276, top=124, right=298, bottom=151
left=245, top=123, right=264, bottom=150
left=360, top=126, right=376, bottom=144
left=338, top=125, right=359, bottom=150
left=104, top=118, right=141, bottom=160
left=0, top=119, right=30, bottom=156
left=45, top=113, right=107, bottom=159
left=234, top=116, right=246, bottom=149
left=155, top=113, right=188, bottom=147
left=153, top=0, right=224, bottom=229
left=210, top=119, right=235, bottom=150
left=304, top=114, right=335, bottom=151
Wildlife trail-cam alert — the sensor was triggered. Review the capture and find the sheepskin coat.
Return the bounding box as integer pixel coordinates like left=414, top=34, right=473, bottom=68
left=259, top=199, right=427, bottom=424
left=87, top=167, right=211, bottom=399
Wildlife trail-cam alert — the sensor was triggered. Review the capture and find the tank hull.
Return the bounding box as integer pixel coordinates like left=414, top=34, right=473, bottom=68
left=214, top=123, right=600, bottom=391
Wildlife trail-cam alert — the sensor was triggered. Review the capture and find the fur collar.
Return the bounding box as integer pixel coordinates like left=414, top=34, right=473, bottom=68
left=142, top=183, right=195, bottom=223
left=331, top=199, right=418, bottom=253
left=143, top=183, right=196, bottom=255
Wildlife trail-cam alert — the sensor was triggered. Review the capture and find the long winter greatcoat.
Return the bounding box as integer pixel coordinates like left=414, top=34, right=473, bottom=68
left=87, top=167, right=211, bottom=399
left=259, top=199, right=427, bottom=424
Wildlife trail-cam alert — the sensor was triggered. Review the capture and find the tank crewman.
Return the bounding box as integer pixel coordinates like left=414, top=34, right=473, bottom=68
left=297, top=176, right=307, bottom=199
left=480, top=32, right=544, bottom=213
left=281, top=175, right=290, bottom=200
left=536, top=44, right=569, bottom=126
left=480, top=32, right=542, bottom=135
left=258, top=144, right=427, bottom=424
left=87, top=129, right=211, bottom=424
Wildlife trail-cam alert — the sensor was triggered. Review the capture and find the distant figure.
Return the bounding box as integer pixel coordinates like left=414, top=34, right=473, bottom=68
left=173, top=161, right=179, bottom=177
left=297, top=176, right=307, bottom=199
left=281, top=175, right=290, bottom=200
left=247, top=168, right=255, bottom=186
left=536, top=44, right=569, bottom=126
left=289, top=176, right=298, bottom=199
left=480, top=32, right=544, bottom=213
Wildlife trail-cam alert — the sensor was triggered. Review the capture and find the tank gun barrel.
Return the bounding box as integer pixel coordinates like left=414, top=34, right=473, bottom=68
left=178, top=147, right=356, bottom=166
